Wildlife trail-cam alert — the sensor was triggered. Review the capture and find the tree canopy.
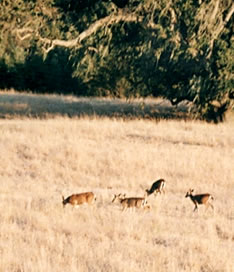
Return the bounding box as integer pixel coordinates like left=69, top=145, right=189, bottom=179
left=0, top=0, right=233, bottom=122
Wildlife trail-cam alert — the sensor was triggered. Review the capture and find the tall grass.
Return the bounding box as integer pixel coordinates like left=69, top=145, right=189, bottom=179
left=0, top=91, right=233, bottom=271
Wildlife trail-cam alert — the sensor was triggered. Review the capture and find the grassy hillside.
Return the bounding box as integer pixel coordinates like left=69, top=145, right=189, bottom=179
left=0, top=91, right=233, bottom=271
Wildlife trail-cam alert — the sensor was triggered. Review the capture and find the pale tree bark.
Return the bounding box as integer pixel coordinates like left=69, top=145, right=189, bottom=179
left=207, top=2, right=234, bottom=58
left=198, top=1, right=234, bottom=58
left=14, top=12, right=141, bottom=55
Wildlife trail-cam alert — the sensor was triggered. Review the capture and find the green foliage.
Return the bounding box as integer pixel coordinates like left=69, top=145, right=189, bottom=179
left=0, top=0, right=233, bottom=122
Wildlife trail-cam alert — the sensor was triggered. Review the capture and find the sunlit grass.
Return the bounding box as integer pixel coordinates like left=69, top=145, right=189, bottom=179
left=0, top=91, right=233, bottom=271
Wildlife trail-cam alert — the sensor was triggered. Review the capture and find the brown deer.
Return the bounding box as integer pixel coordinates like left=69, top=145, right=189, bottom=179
left=62, top=192, right=96, bottom=208
left=112, top=193, right=147, bottom=211
left=145, top=179, right=166, bottom=196
left=185, top=189, right=214, bottom=212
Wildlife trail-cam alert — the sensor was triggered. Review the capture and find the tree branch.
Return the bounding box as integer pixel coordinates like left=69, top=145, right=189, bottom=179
left=14, top=12, right=140, bottom=54
left=38, top=12, right=140, bottom=54
left=14, top=27, right=34, bottom=41
left=210, top=0, right=220, bottom=22
left=207, top=2, right=234, bottom=58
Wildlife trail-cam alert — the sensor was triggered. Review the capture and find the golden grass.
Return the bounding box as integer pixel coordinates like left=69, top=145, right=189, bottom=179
left=0, top=91, right=233, bottom=271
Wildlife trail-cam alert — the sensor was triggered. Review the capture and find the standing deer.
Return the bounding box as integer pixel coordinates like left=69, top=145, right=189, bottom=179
left=62, top=192, right=96, bottom=208
left=145, top=179, right=166, bottom=196
left=112, top=193, right=147, bottom=211
left=185, top=189, right=214, bottom=212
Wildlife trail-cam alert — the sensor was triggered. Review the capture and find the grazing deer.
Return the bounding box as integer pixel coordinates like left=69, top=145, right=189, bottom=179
left=185, top=189, right=214, bottom=212
left=112, top=193, right=147, bottom=211
left=145, top=179, right=166, bottom=196
left=62, top=192, right=96, bottom=208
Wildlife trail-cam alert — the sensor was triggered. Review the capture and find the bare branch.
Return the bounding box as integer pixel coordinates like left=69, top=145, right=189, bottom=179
left=79, top=13, right=139, bottom=43
left=207, top=2, right=234, bottom=58
left=214, top=2, right=234, bottom=38
left=39, top=36, right=80, bottom=54
left=210, top=0, right=220, bottom=22
left=13, top=11, right=140, bottom=54
left=38, top=12, right=140, bottom=54
left=224, top=2, right=234, bottom=24
left=15, top=27, right=34, bottom=41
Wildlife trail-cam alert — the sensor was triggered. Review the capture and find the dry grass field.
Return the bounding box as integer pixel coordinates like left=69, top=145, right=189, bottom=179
left=0, top=91, right=233, bottom=272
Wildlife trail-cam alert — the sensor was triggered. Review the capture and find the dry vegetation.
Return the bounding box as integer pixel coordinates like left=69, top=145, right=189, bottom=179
left=0, top=91, right=233, bottom=272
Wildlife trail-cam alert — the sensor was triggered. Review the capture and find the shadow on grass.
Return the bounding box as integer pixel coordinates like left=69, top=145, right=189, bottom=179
left=0, top=91, right=190, bottom=120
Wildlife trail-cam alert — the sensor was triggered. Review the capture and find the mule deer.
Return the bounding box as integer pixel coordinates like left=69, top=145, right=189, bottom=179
left=62, top=192, right=96, bottom=208
left=145, top=179, right=166, bottom=196
left=185, top=189, right=214, bottom=212
left=112, top=193, right=147, bottom=211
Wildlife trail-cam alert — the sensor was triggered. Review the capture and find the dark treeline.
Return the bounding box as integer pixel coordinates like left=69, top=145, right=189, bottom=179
left=0, top=0, right=233, bottom=122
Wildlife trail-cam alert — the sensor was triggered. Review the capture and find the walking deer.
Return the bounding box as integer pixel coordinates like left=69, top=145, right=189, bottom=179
left=145, top=179, right=166, bottom=196
left=185, top=189, right=214, bottom=212
left=112, top=193, right=147, bottom=211
left=62, top=192, right=96, bottom=208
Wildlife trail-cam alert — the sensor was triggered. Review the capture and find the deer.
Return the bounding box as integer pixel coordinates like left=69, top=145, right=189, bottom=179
left=185, top=189, right=214, bottom=212
left=112, top=193, right=147, bottom=211
left=62, top=192, right=96, bottom=208
left=145, top=179, right=166, bottom=197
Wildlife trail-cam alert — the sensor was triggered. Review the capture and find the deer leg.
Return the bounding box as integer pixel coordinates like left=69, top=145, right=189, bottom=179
left=122, top=206, right=127, bottom=212
left=193, top=204, right=198, bottom=212
left=207, top=202, right=214, bottom=210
